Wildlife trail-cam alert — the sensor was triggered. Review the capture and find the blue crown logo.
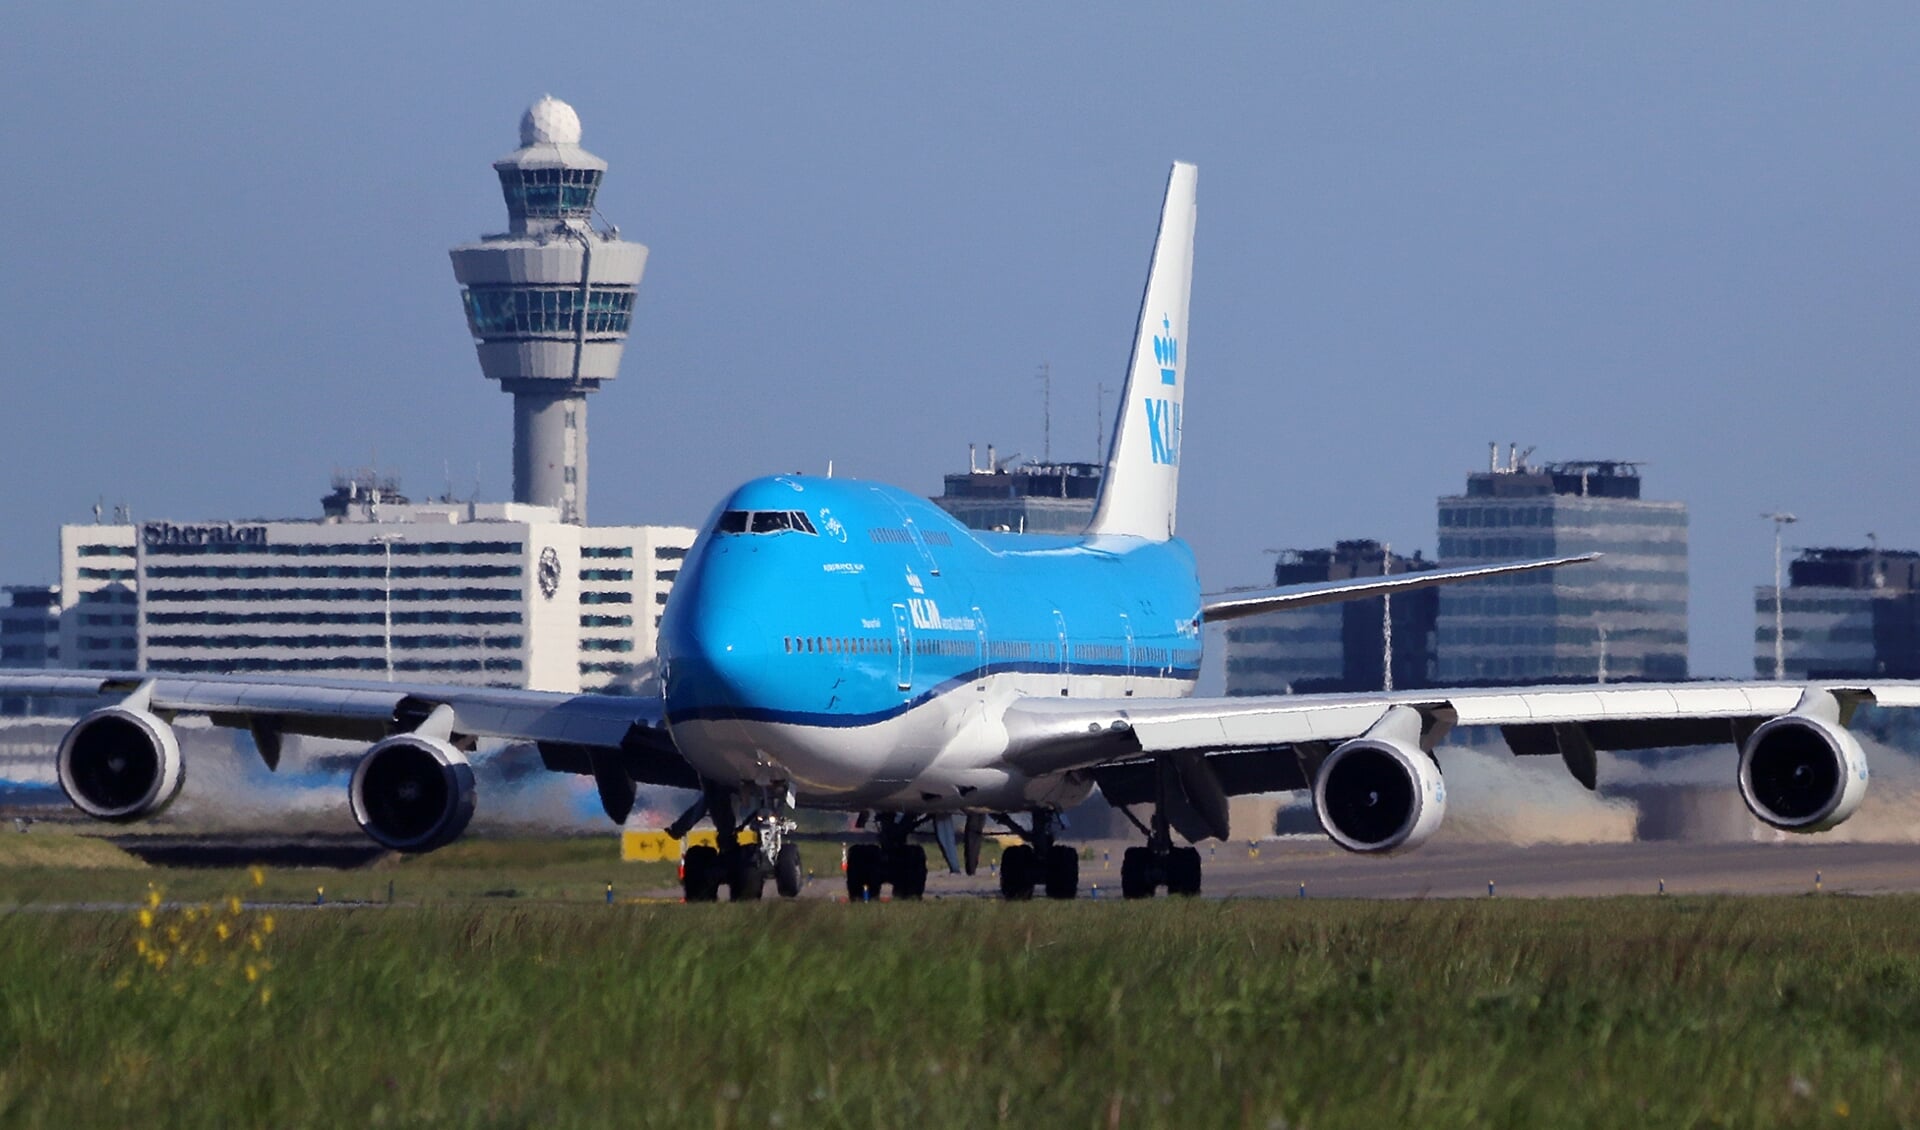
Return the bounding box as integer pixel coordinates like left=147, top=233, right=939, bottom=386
left=1152, top=315, right=1178, bottom=386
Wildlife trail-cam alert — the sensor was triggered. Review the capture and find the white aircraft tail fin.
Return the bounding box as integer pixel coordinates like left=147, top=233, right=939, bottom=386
left=1086, top=161, right=1197, bottom=542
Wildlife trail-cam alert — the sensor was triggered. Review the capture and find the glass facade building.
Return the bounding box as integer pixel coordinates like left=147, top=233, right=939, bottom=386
left=1754, top=547, right=1920, bottom=679
left=1434, top=458, right=1688, bottom=684
left=932, top=458, right=1102, bottom=535
left=1225, top=541, right=1439, bottom=695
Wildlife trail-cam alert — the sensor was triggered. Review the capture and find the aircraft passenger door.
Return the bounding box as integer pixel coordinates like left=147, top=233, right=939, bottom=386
left=1120, top=613, right=1135, bottom=680
left=972, top=605, right=989, bottom=686
left=891, top=603, right=913, bottom=692
left=1053, top=610, right=1070, bottom=678
left=903, top=517, right=941, bottom=576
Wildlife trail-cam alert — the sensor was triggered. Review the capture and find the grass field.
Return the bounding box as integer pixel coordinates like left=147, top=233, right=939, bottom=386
left=0, top=831, right=683, bottom=906
left=0, top=838, right=1916, bottom=1129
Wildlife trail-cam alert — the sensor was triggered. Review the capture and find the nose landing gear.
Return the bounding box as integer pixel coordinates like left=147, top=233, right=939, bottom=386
left=675, top=783, right=802, bottom=902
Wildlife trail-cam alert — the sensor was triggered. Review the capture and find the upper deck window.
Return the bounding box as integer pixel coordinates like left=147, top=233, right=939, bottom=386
left=715, top=510, right=818, bottom=536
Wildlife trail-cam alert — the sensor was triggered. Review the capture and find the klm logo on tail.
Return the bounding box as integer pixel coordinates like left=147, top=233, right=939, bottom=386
left=1145, top=314, right=1181, bottom=465
left=1153, top=316, right=1178, bottom=385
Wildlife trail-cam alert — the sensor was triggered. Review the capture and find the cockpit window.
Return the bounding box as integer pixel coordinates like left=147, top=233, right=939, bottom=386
left=716, top=509, right=819, bottom=536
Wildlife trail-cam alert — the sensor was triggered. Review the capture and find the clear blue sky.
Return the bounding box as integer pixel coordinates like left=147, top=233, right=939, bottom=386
left=3, top=5, right=1917, bottom=679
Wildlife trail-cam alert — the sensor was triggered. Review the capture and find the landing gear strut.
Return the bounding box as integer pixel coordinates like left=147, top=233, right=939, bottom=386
left=845, top=814, right=929, bottom=901
left=678, top=783, right=801, bottom=902
left=994, top=811, right=1079, bottom=901
left=1118, top=761, right=1203, bottom=898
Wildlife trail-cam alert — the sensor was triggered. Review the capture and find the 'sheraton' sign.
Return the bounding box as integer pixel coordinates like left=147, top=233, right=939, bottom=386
left=141, top=522, right=269, bottom=548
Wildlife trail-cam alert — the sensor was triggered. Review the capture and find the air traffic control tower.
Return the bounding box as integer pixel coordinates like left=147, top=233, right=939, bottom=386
left=450, top=97, right=647, bottom=524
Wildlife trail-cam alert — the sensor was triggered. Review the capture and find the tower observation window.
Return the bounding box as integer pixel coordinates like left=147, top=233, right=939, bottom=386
left=498, top=166, right=602, bottom=218
left=461, top=286, right=636, bottom=341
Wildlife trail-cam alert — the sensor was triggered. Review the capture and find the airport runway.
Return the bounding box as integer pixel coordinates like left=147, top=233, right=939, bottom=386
left=892, top=839, right=1920, bottom=901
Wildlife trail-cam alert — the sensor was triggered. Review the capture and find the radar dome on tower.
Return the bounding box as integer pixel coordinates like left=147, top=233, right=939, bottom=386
left=519, top=96, right=583, bottom=147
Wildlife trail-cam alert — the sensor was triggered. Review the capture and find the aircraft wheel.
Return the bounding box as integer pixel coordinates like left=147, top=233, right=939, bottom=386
left=1000, top=844, right=1037, bottom=900
left=728, top=850, right=766, bottom=901
left=774, top=843, right=804, bottom=898
left=1166, top=846, right=1203, bottom=897
left=1120, top=846, right=1156, bottom=899
left=846, top=843, right=884, bottom=901
left=682, top=845, right=723, bottom=903
left=889, top=844, right=929, bottom=900
left=1043, top=844, right=1080, bottom=900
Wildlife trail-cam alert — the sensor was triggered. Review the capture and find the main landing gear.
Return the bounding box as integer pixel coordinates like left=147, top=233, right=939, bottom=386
left=994, top=811, right=1080, bottom=901
left=675, top=784, right=802, bottom=903
left=844, top=813, right=929, bottom=900
left=1115, top=802, right=1203, bottom=899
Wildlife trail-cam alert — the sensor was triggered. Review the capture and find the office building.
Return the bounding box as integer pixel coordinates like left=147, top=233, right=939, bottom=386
left=0, top=586, right=60, bottom=669
left=1224, top=540, right=1438, bottom=695
left=1755, top=546, right=1920, bottom=679
left=55, top=474, right=692, bottom=694
left=933, top=447, right=1101, bottom=534
left=450, top=96, right=649, bottom=524
left=1434, top=450, right=1688, bottom=684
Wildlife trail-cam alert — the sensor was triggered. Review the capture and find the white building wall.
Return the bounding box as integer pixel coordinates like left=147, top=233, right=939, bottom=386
left=58, top=525, right=139, bottom=671
left=54, top=514, right=692, bottom=693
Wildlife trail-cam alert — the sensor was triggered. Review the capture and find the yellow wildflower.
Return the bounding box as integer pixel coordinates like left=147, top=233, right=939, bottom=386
left=260, top=915, right=275, bottom=935
left=245, top=964, right=258, bottom=983
left=228, top=896, right=242, bottom=916
left=249, top=934, right=262, bottom=952
left=146, top=889, right=161, bottom=910
left=250, top=866, right=265, bottom=888
left=259, top=988, right=271, bottom=1006
left=137, top=909, right=153, bottom=929
left=215, top=923, right=230, bottom=941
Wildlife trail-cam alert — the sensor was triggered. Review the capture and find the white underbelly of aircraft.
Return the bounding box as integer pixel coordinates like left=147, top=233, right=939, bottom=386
left=670, top=670, right=1193, bottom=811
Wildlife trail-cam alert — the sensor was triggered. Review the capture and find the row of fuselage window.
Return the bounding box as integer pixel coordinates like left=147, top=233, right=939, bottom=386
left=781, top=635, right=1175, bottom=666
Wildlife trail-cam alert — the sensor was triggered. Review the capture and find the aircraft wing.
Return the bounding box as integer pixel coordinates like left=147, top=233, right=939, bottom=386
left=0, top=669, right=696, bottom=820
left=1200, top=553, right=1599, bottom=623
left=1001, top=680, right=1920, bottom=843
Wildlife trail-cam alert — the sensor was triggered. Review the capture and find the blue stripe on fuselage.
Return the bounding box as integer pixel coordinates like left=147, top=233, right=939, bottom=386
left=659, top=476, right=1203, bottom=728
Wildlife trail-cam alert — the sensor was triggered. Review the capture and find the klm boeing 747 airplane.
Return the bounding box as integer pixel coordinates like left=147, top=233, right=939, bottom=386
left=10, top=163, right=1920, bottom=900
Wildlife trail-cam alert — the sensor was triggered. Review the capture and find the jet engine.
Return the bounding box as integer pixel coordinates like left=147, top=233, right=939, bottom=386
left=1738, top=713, right=1869, bottom=832
left=56, top=706, right=185, bottom=822
left=1313, top=734, right=1447, bottom=853
left=348, top=734, right=476, bottom=852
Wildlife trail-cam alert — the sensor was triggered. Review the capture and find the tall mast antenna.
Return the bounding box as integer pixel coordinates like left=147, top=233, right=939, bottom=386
left=1037, top=361, right=1052, bottom=464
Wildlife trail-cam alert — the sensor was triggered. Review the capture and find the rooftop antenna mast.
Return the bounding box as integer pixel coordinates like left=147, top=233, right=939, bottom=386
left=1037, top=361, right=1052, bottom=464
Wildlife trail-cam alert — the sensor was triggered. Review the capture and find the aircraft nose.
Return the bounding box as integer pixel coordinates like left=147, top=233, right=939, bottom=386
left=664, top=590, right=773, bottom=716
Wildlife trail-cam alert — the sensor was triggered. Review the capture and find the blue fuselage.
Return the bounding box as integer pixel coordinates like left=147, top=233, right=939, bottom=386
left=658, top=475, right=1202, bottom=808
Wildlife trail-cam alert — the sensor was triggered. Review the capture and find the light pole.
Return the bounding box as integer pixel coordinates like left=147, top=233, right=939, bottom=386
left=372, top=534, right=404, bottom=681
left=1381, top=542, right=1393, bottom=693
left=1762, top=513, right=1797, bottom=680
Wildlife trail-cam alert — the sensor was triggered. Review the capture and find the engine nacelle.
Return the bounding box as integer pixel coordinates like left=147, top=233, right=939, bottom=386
left=1738, top=714, right=1869, bottom=832
left=348, top=734, right=476, bottom=853
left=1313, top=735, right=1447, bottom=853
left=56, top=706, right=185, bottom=822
